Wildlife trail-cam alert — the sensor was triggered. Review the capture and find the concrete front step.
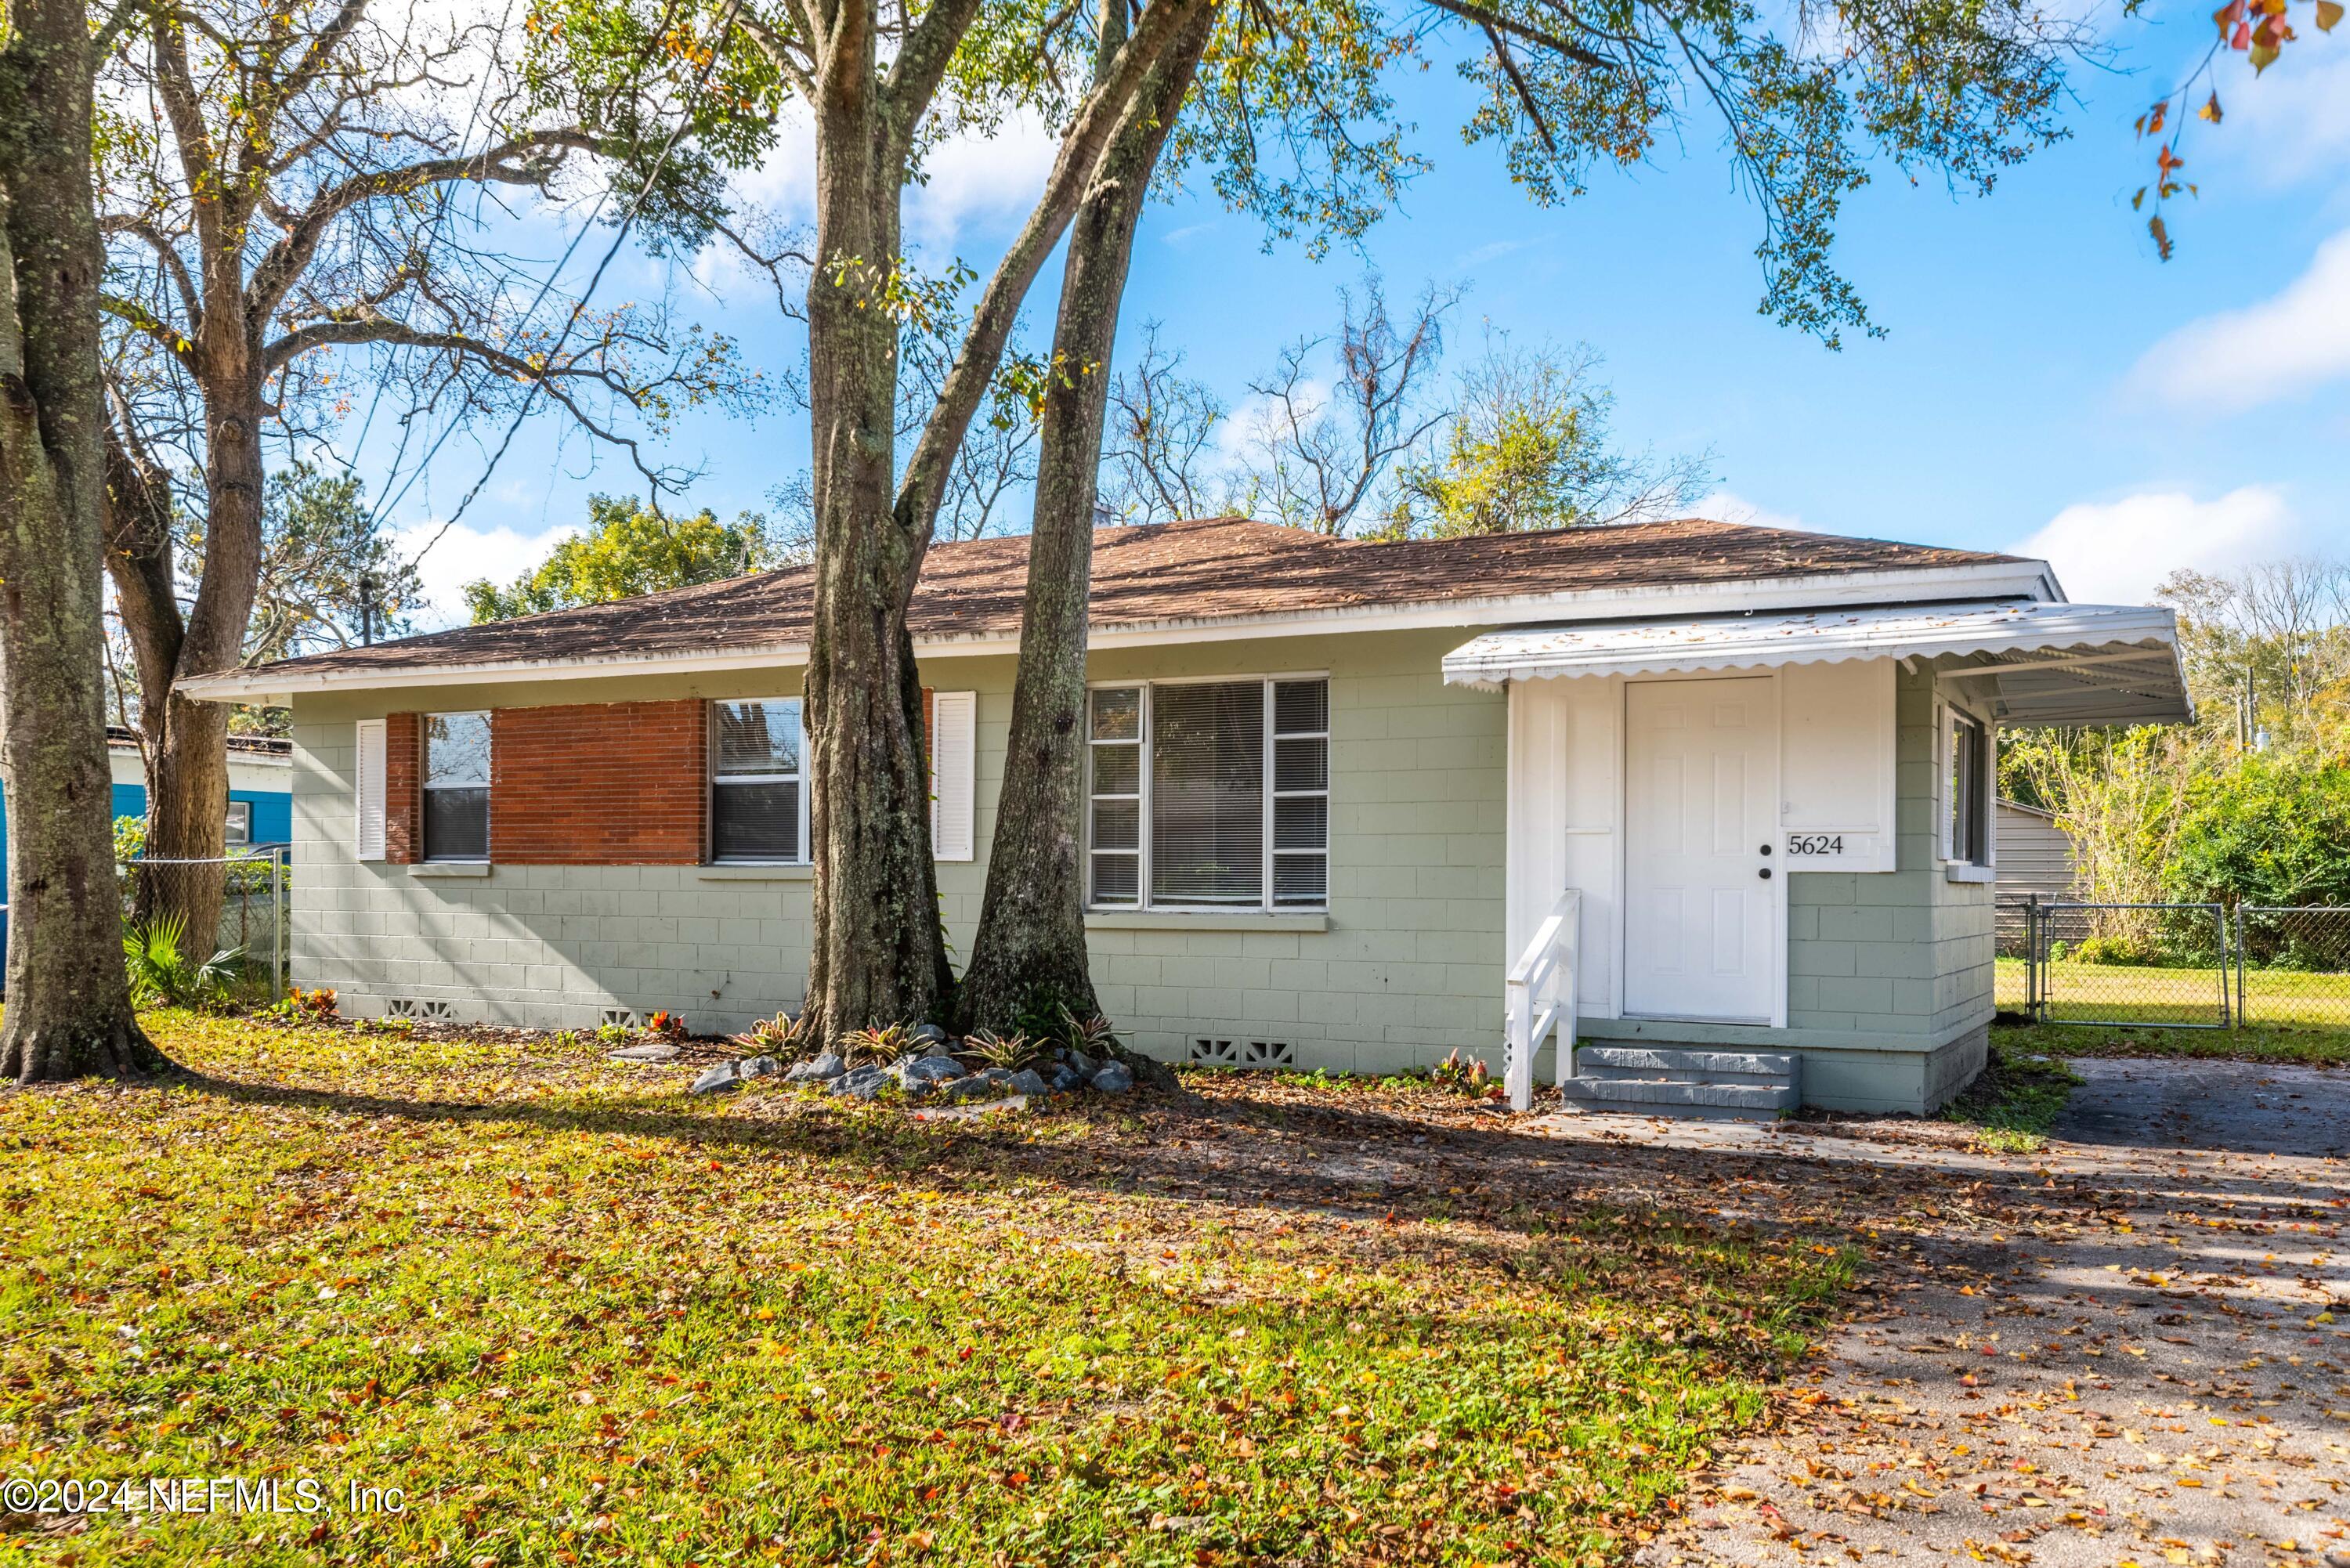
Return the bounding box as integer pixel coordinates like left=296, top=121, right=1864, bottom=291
left=1575, top=1046, right=1799, bottom=1080
left=1557, top=1075, right=1800, bottom=1117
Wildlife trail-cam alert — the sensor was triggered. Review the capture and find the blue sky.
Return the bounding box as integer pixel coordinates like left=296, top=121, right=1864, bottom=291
left=374, top=5, right=2350, bottom=627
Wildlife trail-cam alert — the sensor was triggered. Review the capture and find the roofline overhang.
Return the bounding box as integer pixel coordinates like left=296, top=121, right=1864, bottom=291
left=178, top=555, right=2064, bottom=706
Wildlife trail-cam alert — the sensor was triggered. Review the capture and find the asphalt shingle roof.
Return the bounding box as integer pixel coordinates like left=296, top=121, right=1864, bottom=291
left=244, top=515, right=2023, bottom=682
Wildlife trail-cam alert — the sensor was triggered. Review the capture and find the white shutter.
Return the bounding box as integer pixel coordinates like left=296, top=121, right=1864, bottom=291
left=354, top=718, right=387, bottom=861
left=930, top=690, right=977, bottom=862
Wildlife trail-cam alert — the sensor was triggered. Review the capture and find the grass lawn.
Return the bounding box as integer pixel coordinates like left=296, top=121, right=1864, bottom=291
left=1937, top=1038, right=2081, bottom=1154
left=1990, top=1018, right=2350, bottom=1068
left=1993, top=955, right=2350, bottom=1030
left=0, top=1013, right=1855, bottom=1567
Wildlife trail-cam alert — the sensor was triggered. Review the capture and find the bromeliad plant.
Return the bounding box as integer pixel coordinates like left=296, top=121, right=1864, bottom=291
left=836, top=1023, right=916, bottom=1068
left=964, top=1029, right=1049, bottom=1072
left=122, top=915, right=246, bottom=1010
left=737, top=1010, right=818, bottom=1058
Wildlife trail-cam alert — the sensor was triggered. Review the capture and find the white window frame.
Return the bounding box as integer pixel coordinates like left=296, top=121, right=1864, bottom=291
left=1084, top=672, right=1331, bottom=914
left=709, top=696, right=810, bottom=865
left=1939, top=696, right=1996, bottom=881
left=223, top=798, right=253, bottom=847
left=421, top=710, right=492, bottom=863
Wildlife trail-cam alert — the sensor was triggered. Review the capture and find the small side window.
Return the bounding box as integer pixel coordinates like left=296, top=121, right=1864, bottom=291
left=1947, top=710, right=1990, bottom=867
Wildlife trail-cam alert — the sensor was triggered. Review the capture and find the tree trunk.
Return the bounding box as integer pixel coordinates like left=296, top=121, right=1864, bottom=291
left=797, top=33, right=954, bottom=1041
left=136, top=366, right=265, bottom=942
left=0, top=0, right=170, bottom=1082
left=956, top=13, right=1213, bottom=1037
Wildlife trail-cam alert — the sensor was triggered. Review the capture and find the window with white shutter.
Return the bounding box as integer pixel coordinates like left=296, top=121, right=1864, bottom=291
left=929, top=690, right=976, bottom=862
left=354, top=718, right=387, bottom=861
left=1085, top=676, right=1329, bottom=913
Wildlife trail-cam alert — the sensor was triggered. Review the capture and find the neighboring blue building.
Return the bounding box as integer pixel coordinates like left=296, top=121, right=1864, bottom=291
left=0, top=729, right=291, bottom=952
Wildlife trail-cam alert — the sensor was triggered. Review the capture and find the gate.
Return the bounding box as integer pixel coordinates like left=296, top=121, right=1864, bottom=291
left=2022, top=898, right=2232, bottom=1028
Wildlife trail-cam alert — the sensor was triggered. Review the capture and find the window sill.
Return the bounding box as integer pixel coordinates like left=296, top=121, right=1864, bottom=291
left=1943, top=863, right=1997, bottom=884
left=1086, top=910, right=1329, bottom=934
left=410, top=861, right=492, bottom=878
left=698, top=863, right=813, bottom=881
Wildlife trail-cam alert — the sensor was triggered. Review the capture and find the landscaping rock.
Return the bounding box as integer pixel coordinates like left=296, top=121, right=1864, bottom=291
left=1090, top=1062, right=1134, bottom=1094
left=830, top=1064, right=894, bottom=1100
left=1007, top=1068, right=1051, bottom=1097
left=690, top=1063, right=742, bottom=1095
left=1061, top=1049, right=1097, bottom=1078
left=739, top=1055, right=780, bottom=1080
left=609, top=1041, right=682, bottom=1064
left=896, top=1054, right=964, bottom=1090
left=1050, top=1065, right=1084, bottom=1093
left=936, top=1068, right=1017, bottom=1104
left=784, top=1051, right=846, bottom=1084
left=911, top=1022, right=949, bottom=1047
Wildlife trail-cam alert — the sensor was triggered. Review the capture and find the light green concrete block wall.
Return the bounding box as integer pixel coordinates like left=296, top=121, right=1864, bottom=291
left=285, top=628, right=1509, bottom=1071
left=1081, top=629, right=1506, bottom=1075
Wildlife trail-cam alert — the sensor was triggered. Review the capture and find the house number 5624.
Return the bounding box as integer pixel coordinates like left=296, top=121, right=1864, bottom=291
left=1786, top=834, right=1847, bottom=856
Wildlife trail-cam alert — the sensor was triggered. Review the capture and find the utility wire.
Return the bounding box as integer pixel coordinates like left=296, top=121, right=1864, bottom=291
left=382, top=0, right=747, bottom=564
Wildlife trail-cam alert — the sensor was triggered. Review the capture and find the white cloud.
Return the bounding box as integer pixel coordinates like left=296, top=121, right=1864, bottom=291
left=728, top=108, right=1060, bottom=257
left=394, top=518, right=579, bottom=630
left=1690, top=489, right=1811, bottom=534
left=2211, top=52, right=2350, bottom=191
left=2006, top=486, right=2301, bottom=605
left=2134, top=228, right=2350, bottom=409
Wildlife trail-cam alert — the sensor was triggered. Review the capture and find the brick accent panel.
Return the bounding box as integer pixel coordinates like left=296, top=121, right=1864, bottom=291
left=489, top=700, right=707, bottom=865
left=385, top=712, right=421, bottom=864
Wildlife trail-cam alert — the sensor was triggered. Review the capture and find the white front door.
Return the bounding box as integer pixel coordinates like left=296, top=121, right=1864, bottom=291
left=1623, top=677, right=1778, bottom=1024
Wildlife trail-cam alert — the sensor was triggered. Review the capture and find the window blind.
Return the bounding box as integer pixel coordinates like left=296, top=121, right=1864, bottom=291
left=1086, top=677, right=1330, bottom=912
left=711, top=698, right=804, bottom=862
left=1151, top=681, right=1266, bottom=906
left=422, top=712, right=490, bottom=862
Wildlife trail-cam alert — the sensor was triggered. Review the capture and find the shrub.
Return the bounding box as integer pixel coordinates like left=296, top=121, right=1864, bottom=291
left=2166, top=757, right=2350, bottom=908
left=2068, top=934, right=2158, bottom=967
left=123, top=915, right=246, bottom=1010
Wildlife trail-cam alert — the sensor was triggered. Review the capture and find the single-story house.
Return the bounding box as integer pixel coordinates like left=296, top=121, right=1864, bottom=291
left=181, top=515, right=2189, bottom=1115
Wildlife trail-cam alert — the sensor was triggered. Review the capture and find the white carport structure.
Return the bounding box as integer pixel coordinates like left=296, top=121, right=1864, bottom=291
left=1441, top=599, right=2192, bottom=1111
left=1441, top=601, right=2192, bottom=723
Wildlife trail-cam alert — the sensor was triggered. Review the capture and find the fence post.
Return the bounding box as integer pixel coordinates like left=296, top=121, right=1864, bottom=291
left=2234, top=903, right=2246, bottom=1029
left=2216, top=902, right=2231, bottom=1030
left=2025, top=894, right=2040, bottom=1022
left=275, top=846, right=287, bottom=1002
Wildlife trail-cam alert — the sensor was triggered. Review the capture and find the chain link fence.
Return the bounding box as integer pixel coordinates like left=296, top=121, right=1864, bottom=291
left=2234, top=906, right=2350, bottom=1030
left=118, top=851, right=289, bottom=1003
left=1998, top=896, right=2350, bottom=1031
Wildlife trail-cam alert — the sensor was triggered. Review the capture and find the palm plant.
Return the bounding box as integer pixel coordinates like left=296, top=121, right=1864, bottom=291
left=122, top=914, right=245, bottom=1009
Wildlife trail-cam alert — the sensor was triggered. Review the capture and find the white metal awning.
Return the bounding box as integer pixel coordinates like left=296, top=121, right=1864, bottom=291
left=1441, top=600, right=2193, bottom=725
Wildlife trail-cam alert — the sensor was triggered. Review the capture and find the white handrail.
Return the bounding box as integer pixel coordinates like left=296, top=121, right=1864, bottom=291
left=1503, top=889, right=1581, bottom=1112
